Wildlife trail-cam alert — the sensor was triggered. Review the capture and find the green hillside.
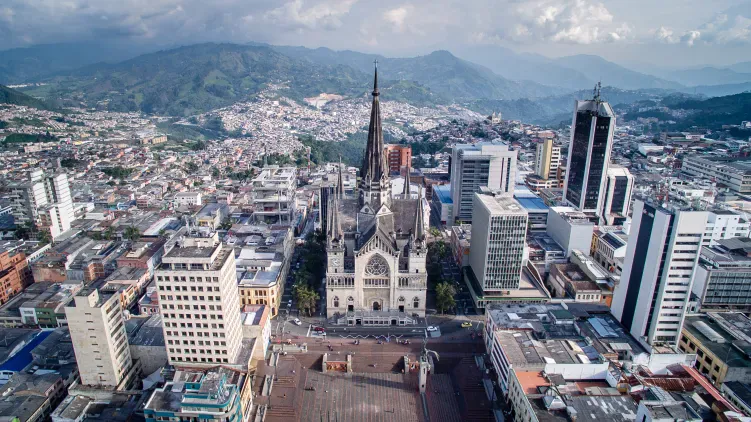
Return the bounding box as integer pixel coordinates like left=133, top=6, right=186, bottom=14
left=0, top=84, right=52, bottom=110
left=27, top=43, right=444, bottom=116
left=625, top=92, right=751, bottom=130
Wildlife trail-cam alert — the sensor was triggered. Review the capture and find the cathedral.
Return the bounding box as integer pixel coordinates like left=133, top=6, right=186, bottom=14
left=325, top=65, right=428, bottom=326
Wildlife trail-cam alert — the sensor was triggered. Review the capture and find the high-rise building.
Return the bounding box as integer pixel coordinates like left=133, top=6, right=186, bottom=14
left=450, top=142, right=517, bottom=223
left=535, top=138, right=561, bottom=180
left=468, top=188, right=528, bottom=294
left=702, top=209, right=751, bottom=247
left=563, top=92, right=615, bottom=214
left=155, top=233, right=244, bottom=367
left=10, top=170, right=74, bottom=240
left=600, top=166, right=634, bottom=225
left=611, top=199, right=708, bottom=347
left=384, top=144, right=412, bottom=175
left=65, top=284, right=137, bottom=389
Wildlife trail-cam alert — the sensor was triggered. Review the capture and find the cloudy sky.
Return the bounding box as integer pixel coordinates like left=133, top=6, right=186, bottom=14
left=1, top=0, right=750, bottom=67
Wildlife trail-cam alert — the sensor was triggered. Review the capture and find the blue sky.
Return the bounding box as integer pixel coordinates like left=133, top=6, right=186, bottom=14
left=1, top=0, right=750, bottom=67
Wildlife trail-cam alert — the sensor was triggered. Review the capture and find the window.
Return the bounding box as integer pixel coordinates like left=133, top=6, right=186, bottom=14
left=333, top=296, right=340, bottom=308
left=413, top=297, right=420, bottom=309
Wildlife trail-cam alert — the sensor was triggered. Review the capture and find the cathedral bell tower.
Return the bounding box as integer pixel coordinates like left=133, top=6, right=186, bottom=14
left=359, top=61, right=391, bottom=210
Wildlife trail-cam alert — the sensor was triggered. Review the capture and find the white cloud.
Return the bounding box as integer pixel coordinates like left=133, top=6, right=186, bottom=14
left=653, top=4, right=751, bottom=47
left=264, top=0, right=358, bottom=31
left=383, top=6, right=409, bottom=32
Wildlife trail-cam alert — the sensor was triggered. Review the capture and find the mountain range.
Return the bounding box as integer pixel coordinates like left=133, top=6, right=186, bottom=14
left=3, top=41, right=751, bottom=121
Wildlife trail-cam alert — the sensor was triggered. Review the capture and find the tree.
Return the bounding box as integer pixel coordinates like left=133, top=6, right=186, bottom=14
left=124, top=226, right=140, bottom=241
left=435, top=282, right=457, bottom=314
left=428, top=240, right=449, bottom=263
left=38, top=230, right=52, bottom=246
left=294, top=283, right=320, bottom=317
left=211, top=167, right=221, bottom=178
left=429, top=228, right=441, bottom=237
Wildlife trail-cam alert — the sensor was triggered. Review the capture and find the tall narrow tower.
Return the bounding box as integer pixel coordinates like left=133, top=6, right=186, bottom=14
left=359, top=61, right=390, bottom=209
left=563, top=84, right=615, bottom=215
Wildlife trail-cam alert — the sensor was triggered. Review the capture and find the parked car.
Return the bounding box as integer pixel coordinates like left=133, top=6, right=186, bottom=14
left=461, top=321, right=472, bottom=328
left=313, top=326, right=326, bottom=332
left=292, top=318, right=302, bottom=326
left=426, top=326, right=438, bottom=332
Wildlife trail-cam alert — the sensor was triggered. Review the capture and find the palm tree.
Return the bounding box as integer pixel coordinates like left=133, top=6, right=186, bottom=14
left=294, top=284, right=320, bottom=317
left=435, top=282, right=457, bottom=314
left=124, top=226, right=140, bottom=241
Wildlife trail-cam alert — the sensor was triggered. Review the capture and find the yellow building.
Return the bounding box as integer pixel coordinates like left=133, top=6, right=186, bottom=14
left=238, top=271, right=281, bottom=316
left=678, top=313, right=751, bottom=385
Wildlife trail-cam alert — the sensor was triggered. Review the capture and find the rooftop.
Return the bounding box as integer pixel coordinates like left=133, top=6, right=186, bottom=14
left=683, top=314, right=751, bottom=368
left=126, top=314, right=165, bottom=347
left=476, top=190, right=527, bottom=215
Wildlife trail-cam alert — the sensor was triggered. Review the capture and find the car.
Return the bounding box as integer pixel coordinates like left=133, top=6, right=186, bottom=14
left=313, top=326, right=326, bottom=332
left=292, top=318, right=302, bottom=326
left=461, top=321, right=472, bottom=328
left=426, top=326, right=438, bottom=332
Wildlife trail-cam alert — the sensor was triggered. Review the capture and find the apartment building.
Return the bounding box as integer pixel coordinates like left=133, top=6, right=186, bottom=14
left=10, top=170, right=74, bottom=240
left=0, top=249, right=31, bottom=304
left=65, top=284, right=137, bottom=389
left=702, top=209, right=751, bottom=247
left=600, top=166, right=634, bottom=225
left=693, top=237, right=751, bottom=313
left=611, top=199, right=708, bottom=347
left=535, top=138, right=561, bottom=180
left=384, top=144, right=412, bottom=174
left=155, top=233, right=244, bottom=367
left=450, top=142, right=517, bottom=223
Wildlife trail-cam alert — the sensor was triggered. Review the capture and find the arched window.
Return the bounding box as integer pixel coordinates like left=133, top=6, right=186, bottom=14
left=333, top=296, right=340, bottom=308
left=347, top=296, right=354, bottom=303
left=398, top=296, right=405, bottom=302
left=413, top=297, right=420, bottom=309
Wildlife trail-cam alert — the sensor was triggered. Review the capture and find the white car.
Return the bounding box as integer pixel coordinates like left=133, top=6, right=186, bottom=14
left=426, top=326, right=438, bottom=332
left=292, top=318, right=302, bottom=326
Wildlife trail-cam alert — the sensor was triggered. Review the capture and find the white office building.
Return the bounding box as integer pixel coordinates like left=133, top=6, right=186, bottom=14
left=702, top=209, right=751, bottom=247
left=611, top=199, right=708, bottom=348
left=10, top=170, right=74, bottom=240
left=155, top=233, right=244, bottom=367
left=563, top=96, right=615, bottom=215
left=65, top=285, right=137, bottom=389
left=450, top=142, right=517, bottom=223
left=600, top=166, right=634, bottom=225
left=469, top=188, right=528, bottom=293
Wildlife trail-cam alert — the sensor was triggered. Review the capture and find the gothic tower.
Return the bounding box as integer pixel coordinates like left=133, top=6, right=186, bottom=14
left=359, top=62, right=390, bottom=210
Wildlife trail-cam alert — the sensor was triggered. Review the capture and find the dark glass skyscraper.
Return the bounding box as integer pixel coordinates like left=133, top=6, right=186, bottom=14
left=563, top=94, right=615, bottom=214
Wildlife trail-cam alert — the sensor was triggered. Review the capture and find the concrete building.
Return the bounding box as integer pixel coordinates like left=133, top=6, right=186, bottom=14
left=250, top=166, right=297, bottom=224
left=10, top=170, right=74, bottom=240
left=563, top=95, right=615, bottom=215
left=450, top=142, right=517, bottom=223
left=155, top=233, right=244, bottom=367
left=430, top=184, right=452, bottom=226
left=592, top=229, right=627, bottom=277
left=468, top=189, right=528, bottom=293
left=450, top=224, right=471, bottom=268
left=682, top=155, right=751, bottom=195
left=703, top=209, right=751, bottom=247
left=0, top=248, right=31, bottom=305
left=515, top=191, right=550, bottom=233
left=144, top=370, right=245, bottom=422
left=64, top=284, right=137, bottom=389
left=611, top=199, right=708, bottom=348
left=721, top=382, right=751, bottom=416
left=693, top=238, right=751, bottom=313
left=173, top=192, right=202, bottom=207
left=383, top=144, right=411, bottom=174
left=600, top=166, right=634, bottom=225
left=678, top=313, right=751, bottom=386
left=126, top=314, right=167, bottom=375
left=240, top=304, right=271, bottom=362
left=535, top=138, right=561, bottom=180
left=546, top=207, right=595, bottom=258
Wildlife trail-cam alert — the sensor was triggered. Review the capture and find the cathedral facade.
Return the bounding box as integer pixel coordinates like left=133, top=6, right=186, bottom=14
left=325, top=65, right=428, bottom=326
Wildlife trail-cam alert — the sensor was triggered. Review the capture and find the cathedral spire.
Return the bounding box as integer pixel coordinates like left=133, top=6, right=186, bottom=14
left=413, top=186, right=425, bottom=243
left=402, top=158, right=411, bottom=197
left=328, top=191, right=343, bottom=246
left=337, top=155, right=344, bottom=196
left=360, top=60, right=387, bottom=200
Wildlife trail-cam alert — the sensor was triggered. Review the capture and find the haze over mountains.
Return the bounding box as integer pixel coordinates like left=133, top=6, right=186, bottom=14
left=2, top=41, right=751, bottom=123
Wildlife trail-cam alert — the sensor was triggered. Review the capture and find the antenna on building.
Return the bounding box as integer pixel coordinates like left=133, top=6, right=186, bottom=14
left=593, top=81, right=602, bottom=103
